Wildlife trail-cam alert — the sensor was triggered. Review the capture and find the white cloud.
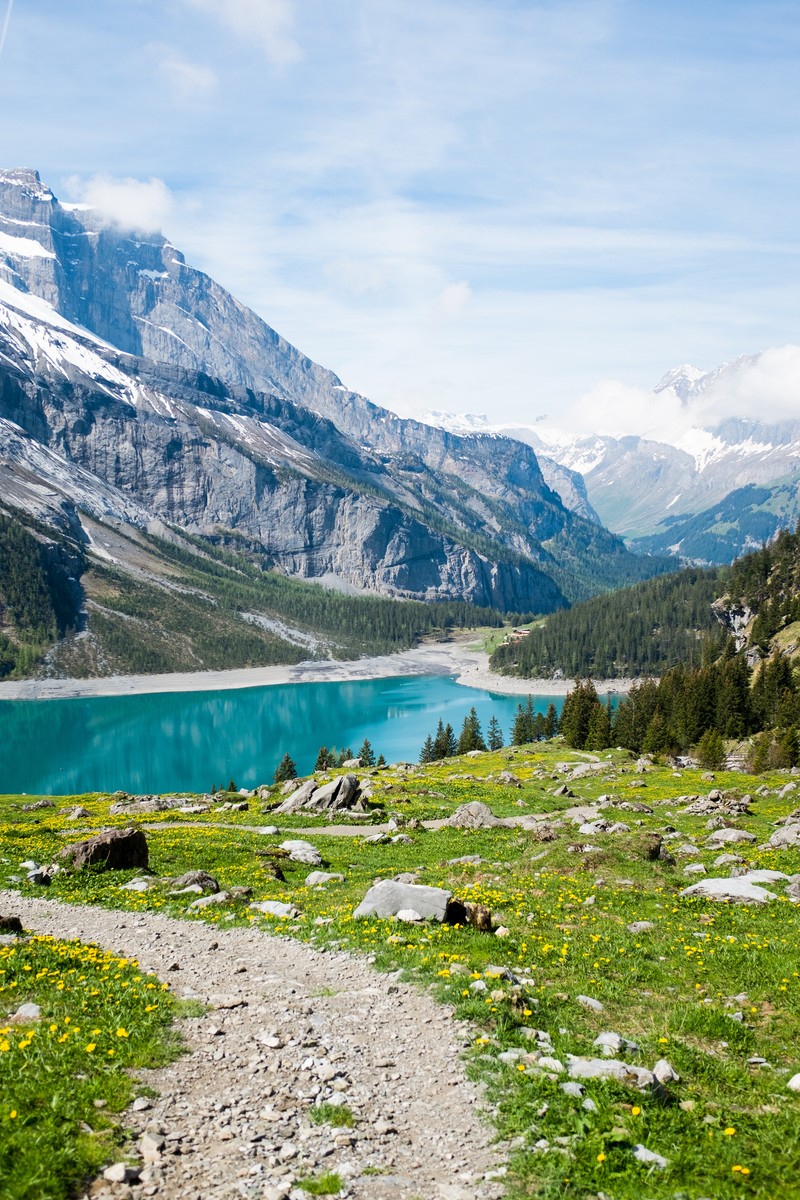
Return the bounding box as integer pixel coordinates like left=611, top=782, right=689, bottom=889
left=184, top=0, right=300, bottom=67
left=157, top=52, right=218, bottom=103
left=546, top=344, right=800, bottom=445
left=64, top=175, right=174, bottom=233
left=437, top=280, right=471, bottom=315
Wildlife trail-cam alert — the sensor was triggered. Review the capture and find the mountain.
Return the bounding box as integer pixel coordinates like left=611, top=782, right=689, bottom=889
left=428, top=362, right=800, bottom=564
left=0, top=168, right=669, bottom=677
left=423, top=410, right=602, bottom=525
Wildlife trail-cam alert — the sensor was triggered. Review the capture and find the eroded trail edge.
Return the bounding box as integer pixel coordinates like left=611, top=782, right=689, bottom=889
left=1, top=893, right=503, bottom=1200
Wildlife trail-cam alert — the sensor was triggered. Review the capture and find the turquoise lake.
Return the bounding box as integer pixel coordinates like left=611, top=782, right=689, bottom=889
left=0, top=674, right=563, bottom=796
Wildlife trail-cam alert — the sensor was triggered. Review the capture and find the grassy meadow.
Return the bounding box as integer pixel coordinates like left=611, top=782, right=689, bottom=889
left=2, top=740, right=800, bottom=1198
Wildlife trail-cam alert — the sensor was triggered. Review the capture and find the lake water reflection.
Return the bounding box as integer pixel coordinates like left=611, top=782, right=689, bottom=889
left=0, top=674, right=564, bottom=795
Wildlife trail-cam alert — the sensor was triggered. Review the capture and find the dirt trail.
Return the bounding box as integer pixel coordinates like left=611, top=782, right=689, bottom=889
left=1, top=893, right=504, bottom=1200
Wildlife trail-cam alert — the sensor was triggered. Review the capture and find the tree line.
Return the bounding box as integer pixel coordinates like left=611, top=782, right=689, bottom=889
left=418, top=701, right=559, bottom=762
left=490, top=566, right=725, bottom=680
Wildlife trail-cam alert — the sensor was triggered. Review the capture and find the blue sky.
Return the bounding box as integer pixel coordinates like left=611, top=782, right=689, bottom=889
left=1, top=0, right=799, bottom=431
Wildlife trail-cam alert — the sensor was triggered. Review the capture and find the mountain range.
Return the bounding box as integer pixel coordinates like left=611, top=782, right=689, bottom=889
left=0, top=168, right=669, bottom=677
left=426, top=362, right=800, bottom=565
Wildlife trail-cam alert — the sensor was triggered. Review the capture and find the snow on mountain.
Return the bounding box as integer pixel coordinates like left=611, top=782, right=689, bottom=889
left=425, top=354, right=800, bottom=553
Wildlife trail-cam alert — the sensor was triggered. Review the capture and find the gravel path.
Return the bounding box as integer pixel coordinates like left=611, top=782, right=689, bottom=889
left=1, top=893, right=504, bottom=1200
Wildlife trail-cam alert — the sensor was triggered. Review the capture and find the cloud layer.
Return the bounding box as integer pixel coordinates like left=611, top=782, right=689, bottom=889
left=65, top=175, right=174, bottom=233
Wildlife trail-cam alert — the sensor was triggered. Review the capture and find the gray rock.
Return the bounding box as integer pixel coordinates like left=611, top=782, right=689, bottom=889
left=446, top=802, right=499, bottom=829
left=632, top=1144, right=669, bottom=1169
left=10, top=1002, right=41, bottom=1022
left=738, top=869, right=789, bottom=884
left=566, top=1055, right=654, bottom=1089
left=593, top=1031, right=639, bottom=1057
left=706, top=828, right=756, bottom=846
left=103, top=1163, right=140, bottom=1184
left=627, top=921, right=655, bottom=934
left=652, top=1058, right=680, bottom=1084
left=680, top=877, right=778, bottom=904
left=187, top=890, right=233, bottom=910
left=305, top=871, right=344, bottom=886
left=250, top=901, right=301, bottom=919
left=273, top=778, right=318, bottom=814
left=280, top=840, right=323, bottom=866
left=787, top=1073, right=800, bottom=1092
left=354, top=880, right=452, bottom=921
left=120, top=877, right=155, bottom=892
left=683, top=863, right=707, bottom=875
left=713, top=853, right=744, bottom=867
left=576, top=994, right=604, bottom=1012
left=395, top=909, right=425, bottom=923
left=560, top=1082, right=585, bottom=1098
left=172, top=870, right=220, bottom=892
left=767, top=823, right=800, bottom=849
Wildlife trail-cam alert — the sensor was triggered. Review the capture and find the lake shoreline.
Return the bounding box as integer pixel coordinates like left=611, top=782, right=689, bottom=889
left=0, top=636, right=636, bottom=701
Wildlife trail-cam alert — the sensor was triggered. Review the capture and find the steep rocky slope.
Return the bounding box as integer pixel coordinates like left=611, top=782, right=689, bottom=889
left=0, top=168, right=667, bottom=679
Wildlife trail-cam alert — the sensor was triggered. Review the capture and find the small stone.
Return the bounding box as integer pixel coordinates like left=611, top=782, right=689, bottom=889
left=103, top=1162, right=140, bottom=1184
left=10, top=1002, right=41, bottom=1023
left=626, top=921, right=655, bottom=934
left=250, top=901, right=301, bottom=919
left=632, top=1144, right=669, bottom=1169
left=560, top=1082, right=585, bottom=1097
left=652, top=1058, right=680, bottom=1084
left=187, top=890, right=233, bottom=910
left=140, top=1132, right=166, bottom=1160
left=280, top=840, right=323, bottom=866
left=396, top=908, right=424, bottom=923
left=576, top=994, right=604, bottom=1012
left=787, top=1073, right=800, bottom=1092
left=131, top=1097, right=152, bottom=1112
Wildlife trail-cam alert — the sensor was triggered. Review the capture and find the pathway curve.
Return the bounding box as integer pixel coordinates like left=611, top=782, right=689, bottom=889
left=1, top=893, right=504, bottom=1200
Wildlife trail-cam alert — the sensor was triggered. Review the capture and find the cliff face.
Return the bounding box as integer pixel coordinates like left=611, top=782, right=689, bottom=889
left=0, top=168, right=657, bottom=613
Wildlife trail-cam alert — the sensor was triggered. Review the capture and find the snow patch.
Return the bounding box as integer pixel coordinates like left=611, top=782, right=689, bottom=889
left=0, top=231, right=55, bottom=259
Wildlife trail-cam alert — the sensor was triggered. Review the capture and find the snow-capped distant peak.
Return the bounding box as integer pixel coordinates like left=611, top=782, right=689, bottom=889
left=653, top=363, right=705, bottom=398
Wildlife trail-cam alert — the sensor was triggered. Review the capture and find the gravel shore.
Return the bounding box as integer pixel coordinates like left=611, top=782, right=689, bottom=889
left=0, top=638, right=633, bottom=701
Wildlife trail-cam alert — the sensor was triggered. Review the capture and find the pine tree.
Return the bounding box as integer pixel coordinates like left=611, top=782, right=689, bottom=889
left=544, top=702, right=558, bottom=739
left=376, top=753, right=386, bottom=768
left=337, top=748, right=354, bottom=766
left=458, top=707, right=487, bottom=754
left=444, top=722, right=458, bottom=757
left=273, top=754, right=297, bottom=783
left=487, top=715, right=504, bottom=750
left=432, top=720, right=448, bottom=760
left=696, top=728, right=725, bottom=771
left=358, top=738, right=376, bottom=767
left=419, top=735, right=435, bottom=764
left=314, top=746, right=330, bottom=771
left=559, top=680, right=600, bottom=749
left=585, top=702, right=612, bottom=751
left=641, top=711, right=672, bottom=756
left=511, top=697, right=535, bottom=745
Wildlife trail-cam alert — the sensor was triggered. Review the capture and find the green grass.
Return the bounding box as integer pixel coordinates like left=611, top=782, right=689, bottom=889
left=3, top=742, right=800, bottom=1197
left=308, top=1102, right=355, bottom=1128
left=296, top=1170, right=343, bottom=1195
left=0, top=934, right=178, bottom=1200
